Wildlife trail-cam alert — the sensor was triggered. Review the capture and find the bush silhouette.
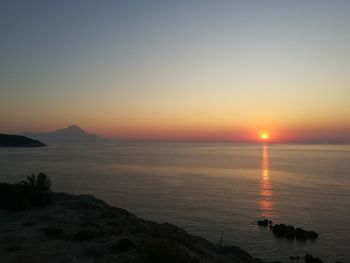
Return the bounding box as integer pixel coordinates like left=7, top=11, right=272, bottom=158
left=0, top=173, right=52, bottom=210
left=22, top=172, right=52, bottom=191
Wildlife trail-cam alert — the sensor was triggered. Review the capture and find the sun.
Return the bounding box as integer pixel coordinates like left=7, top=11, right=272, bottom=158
left=260, top=133, right=269, bottom=140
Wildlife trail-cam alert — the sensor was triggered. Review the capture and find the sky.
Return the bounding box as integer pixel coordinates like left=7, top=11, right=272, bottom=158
left=0, top=0, right=349, bottom=142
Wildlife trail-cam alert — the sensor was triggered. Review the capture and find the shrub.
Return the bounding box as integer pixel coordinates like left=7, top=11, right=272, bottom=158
left=22, top=173, right=52, bottom=191
left=0, top=173, right=52, bottom=210
left=5, top=246, right=22, bottom=252
left=0, top=183, right=51, bottom=210
left=82, top=246, right=104, bottom=258
left=22, top=221, right=36, bottom=227
left=139, top=239, right=198, bottom=263
left=72, top=230, right=104, bottom=241
left=42, top=226, right=64, bottom=238
left=109, top=238, right=135, bottom=254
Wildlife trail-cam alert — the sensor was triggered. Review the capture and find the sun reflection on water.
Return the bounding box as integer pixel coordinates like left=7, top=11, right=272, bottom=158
left=260, top=144, right=273, bottom=217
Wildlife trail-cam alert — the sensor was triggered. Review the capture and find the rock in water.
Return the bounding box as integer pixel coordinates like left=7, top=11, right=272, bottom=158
left=257, top=219, right=269, bottom=226
left=272, top=224, right=318, bottom=240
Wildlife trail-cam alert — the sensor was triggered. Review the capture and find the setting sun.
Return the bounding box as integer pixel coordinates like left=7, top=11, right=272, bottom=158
left=261, top=133, right=269, bottom=140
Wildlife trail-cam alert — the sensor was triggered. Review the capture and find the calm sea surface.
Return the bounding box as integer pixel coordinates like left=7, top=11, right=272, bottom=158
left=0, top=143, right=349, bottom=262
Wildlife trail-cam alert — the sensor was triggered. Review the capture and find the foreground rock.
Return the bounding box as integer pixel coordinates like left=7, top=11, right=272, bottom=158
left=0, top=192, right=264, bottom=263
left=304, top=254, right=324, bottom=263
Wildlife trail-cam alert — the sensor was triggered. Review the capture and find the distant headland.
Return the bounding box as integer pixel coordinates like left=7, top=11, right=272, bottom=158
left=0, top=134, right=46, bottom=147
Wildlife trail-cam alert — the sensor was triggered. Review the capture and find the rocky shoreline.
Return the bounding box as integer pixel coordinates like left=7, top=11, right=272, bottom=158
left=0, top=192, right=266, bottom=263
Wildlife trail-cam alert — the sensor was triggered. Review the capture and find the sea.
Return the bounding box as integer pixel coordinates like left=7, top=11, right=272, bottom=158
left=0, top=143, right=349, bottom=262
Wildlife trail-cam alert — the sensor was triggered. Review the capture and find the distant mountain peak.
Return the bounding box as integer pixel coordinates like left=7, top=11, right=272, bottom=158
left=22, top=125, right=106, bottom=143
left=67, top=124, right=81, bottom=129
left=64, top=125, right=85, bottom=132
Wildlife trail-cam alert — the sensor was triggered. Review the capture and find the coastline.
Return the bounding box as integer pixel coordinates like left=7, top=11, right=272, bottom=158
left=0, top=191, right=264, bottom=263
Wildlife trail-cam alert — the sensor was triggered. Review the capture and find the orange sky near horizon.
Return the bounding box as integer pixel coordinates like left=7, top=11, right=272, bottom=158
left=1, top=1, right=350, bottom=143
left=3, top=116, right=348, bottom=143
